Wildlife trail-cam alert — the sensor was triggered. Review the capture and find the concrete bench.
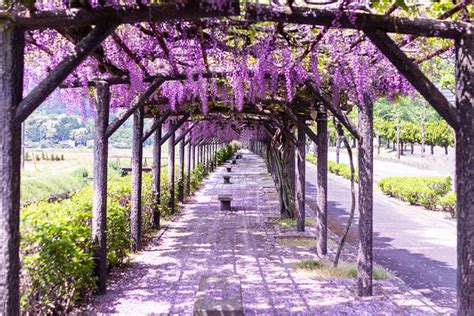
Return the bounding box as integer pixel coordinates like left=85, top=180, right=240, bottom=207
left=231, top=159, right=236, bottom=165
left=217, top=194, right=232, bottom=211
left=223, top=175, right=231, bottom=184
left=226, top=166, right=232, bottom=172
left=193, top=275, right=243, bottom=316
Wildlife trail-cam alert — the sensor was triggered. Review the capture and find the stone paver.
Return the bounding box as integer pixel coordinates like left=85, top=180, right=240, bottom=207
left=91, top=150, right=441, bottom=315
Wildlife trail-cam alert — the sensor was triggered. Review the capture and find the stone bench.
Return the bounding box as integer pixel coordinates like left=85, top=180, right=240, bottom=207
left=226, top=166, right=232, bottom=172
left=217, top=194, right=232, bottom=211
left=231, top=159, right=236, bottom=165
left=223, top=175, right=231, bottom=184
left=193, top=275, right=243, bottom=316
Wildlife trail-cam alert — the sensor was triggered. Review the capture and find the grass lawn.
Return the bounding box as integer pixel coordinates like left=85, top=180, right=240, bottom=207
left=21, top=146, right=170, bottom=203
left=294, top=259, right=391, bottom=280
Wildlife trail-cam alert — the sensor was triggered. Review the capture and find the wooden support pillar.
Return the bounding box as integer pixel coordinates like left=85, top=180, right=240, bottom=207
left=357, top=95, right=374, bottom=297
left=295, top=124, right=306, bottom=232
left=0, top=22, right=24, bottom=316
left=186, top=135, right=192, bottom=194
left=192, top=142, right=196, bottom=170
left=316, top=110, right=328, bottom=255
left=152, top=117, right=162, bottom=229
left=131, top=105, right=144, bottom=251
left=287, top=143, right=296, bottom=191
left=455, top=34, right=474, bottom=316
left=178, top=132, right=185, bottom=202
left=168, top=130, right=176, bottom=213
left=92, top=81, right=110, bottom=293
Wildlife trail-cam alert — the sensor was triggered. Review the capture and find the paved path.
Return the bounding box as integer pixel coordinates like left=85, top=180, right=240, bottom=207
left=91, top=151, right=441, bottom=315
left=305, top=162, right=457, bottom=313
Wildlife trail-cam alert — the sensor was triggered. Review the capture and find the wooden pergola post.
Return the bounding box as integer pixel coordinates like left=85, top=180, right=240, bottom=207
left=178, top=131, right=185, bottom=202
left=357, top=95, right=374, bottom=296
left=168, top=129, right=176, bottom=213
left=295, top=124, right=306, bottom=232
left=152, top=117, right=162, bottom=229
left=186, top=135, right=192, bottom=194
left=192, top=142, right=196, bottom=170
left=131, top=104, right=144, bottom=251
left=91, top=81, right=110, bottom=293
left=0, top=21, right=24, bottom=316
left=455, top=34, right=474, bottom=315
left=316, top=110, right=328, bottom=255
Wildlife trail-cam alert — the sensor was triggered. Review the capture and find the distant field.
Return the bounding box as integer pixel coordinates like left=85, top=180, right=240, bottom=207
left=21, top=146, right=170, bottom=203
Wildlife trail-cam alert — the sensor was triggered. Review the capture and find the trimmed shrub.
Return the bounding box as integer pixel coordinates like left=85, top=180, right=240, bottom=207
left=378, top=176, right=451, bottom=210
left=439, top=191, right=456, bottom=218
left=306, top=153, right=358, bottom=182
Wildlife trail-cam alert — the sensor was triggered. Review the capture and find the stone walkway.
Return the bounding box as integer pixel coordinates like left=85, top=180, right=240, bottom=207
left=91, top=150, right=441, bottom=315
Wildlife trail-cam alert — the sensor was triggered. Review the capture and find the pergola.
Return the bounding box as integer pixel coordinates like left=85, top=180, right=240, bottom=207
left=0, top=0, right=472, bottom=314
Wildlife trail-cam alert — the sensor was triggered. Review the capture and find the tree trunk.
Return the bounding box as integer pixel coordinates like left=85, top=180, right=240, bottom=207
left=131, top=104, right=144, bottom=251
left=431, top=145, right=434, bottom=155
left=396, top=124, right=401, bottom=159
left=421, top=124, right=426, bottom=153
left=445, top=146, right=448, bottom=155
left=386, top=139, right=390, bottom=149
left=168, top=130, right=175, bottom=213
left=152, top=117, right=162, bottom=229
left=0, top=24, right=24, bottom=315
left=295, top=124, right=306, bottom=232
left=377, top=134, right=381, bottom=155
left=192, top=143, right=196, bottom=170
left=411, top=143, right=414, bottom=155
left=287, top=143, right=296, bottom=193
left=92, top=81, right=109, bottom=293
left=357, top=95, right=374, bottom=297
left=336, top=135, right=341, bottom=163
left=455, top=33, right=474, bottom=316
left=317, top=113, right=328, bottom=255
left=400, top=141, right=404, bottom=156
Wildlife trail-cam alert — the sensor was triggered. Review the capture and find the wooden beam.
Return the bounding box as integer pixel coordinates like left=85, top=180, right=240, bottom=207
left=159, top=115, right=190, bottom=146
left=245, top=3, right=470, bottom=39
left=295, top=124, right=306, bottom=232
left=130, top=104, right=144, bottom=251
left=281, top=103, right=318, bottom=144
left=455, top=33, right=474, bottom=315
left=174, top=122, right=196, bottom=145
left=142, top=110, right=171, bottom=143
left=14, top=23, right=117, bottom=123
left=364, top=29, right=459, bottom=129
left=9, top=1, right=240, bottom=29
left=305, top=79, right=361, bottom=140
left=316, top=109, right=328, bottom=256
left=106, top=78, right=165, bottom=139
left=91, top=81, right=109, bottom=293
left=0, top=22, right=24, bottom=316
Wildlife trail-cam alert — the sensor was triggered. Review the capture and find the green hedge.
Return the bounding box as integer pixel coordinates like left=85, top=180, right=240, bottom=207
left=306, top=153, right=358, bottom=182
left=17, top=145, right=239, bottom=313
left=439, top=191, right=456, bottom=218
left=378, top=176, right=452, bottom=210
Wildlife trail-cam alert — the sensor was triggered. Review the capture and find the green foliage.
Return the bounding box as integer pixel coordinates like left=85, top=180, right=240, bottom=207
left=294, top=259, right=390, bottom=280
left=439, top=191, right=456, bottom=219
left=328, top=161, right=358, bottom=183
left=306, top=153, right=358, bottom=182
left=378, top=176, right=452, bottom=210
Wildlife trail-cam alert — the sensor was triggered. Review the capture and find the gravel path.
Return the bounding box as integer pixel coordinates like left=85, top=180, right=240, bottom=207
left=91, top=150, right=442, bottom=315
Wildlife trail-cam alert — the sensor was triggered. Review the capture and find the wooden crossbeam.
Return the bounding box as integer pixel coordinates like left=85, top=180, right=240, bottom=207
left=159, top=115, right=190, bottom=146
left=7, top=1, right=240, bottom=29
left=14, top=22, right=118, bottom=123
left=174, top=122, right=197, bottom=145
left=305, top=79, right=360, bottom=139
left=142, top=110, right=172, bottom=143
left=105, top=78, right=165, bottom=138
left=280, top=103, right=318, bottom=144
left=364, top=30, right=459, bottom=129
left=245, top=3, right=471, bottom=39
